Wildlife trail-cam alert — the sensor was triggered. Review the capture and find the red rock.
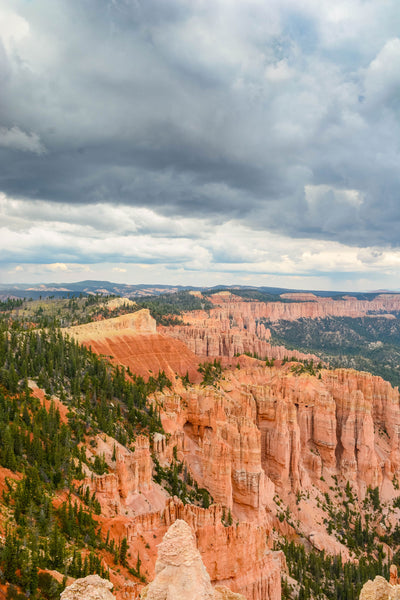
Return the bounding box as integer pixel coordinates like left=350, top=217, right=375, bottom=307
left=207, top=292, right=400, bottom=321
left=65, top=300, right=400, bottom=600
left=106, top=498, right=281, bottom=600
left=83, top=435, right=167, bottom=517
left=67, top=310, right=201, bottom=381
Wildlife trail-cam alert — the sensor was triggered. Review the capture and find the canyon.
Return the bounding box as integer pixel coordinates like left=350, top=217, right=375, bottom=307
left=206, top=291, right=400, bottom=321
left=160, top=291, right=400, bottom=363
left=64, top=292, right=400, bottom=599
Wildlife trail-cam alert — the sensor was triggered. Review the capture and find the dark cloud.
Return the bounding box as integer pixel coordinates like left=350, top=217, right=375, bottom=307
left=1, top=0, right=400, bottom=253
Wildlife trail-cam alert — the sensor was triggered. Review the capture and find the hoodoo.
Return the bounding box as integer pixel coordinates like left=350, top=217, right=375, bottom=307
left=140, top=519, right=246, bottom=600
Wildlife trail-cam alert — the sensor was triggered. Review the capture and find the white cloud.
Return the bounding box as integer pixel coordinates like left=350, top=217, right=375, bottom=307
left=0, top=7, right=30, bottom=53
left=8, top=265, right=23, bottom=274
left=265, top=60, right=294, bottom=82
left=46, top=263, right=69, bottom=272
left=0, top=192, right=399, bottom=290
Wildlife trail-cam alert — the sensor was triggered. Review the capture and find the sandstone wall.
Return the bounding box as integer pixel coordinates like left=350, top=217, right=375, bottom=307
left=208, top=292, right=400, bottom=322
left=239, top=366, right=400, bottom=497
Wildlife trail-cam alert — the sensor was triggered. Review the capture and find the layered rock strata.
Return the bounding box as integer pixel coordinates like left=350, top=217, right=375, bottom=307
left=207, top=292, right=400, bottom=321
left=68, top=309, right=156, bottom=340
left=162, top=321, right=317, bottom=362
left=156, top=364, right=400, bottom=511
left=83, top=435, right=166, bottom=517
left=157, top=383, right=274, bottom=519
left=161, top=291, right=400, bottom=364
left=65, top=303, right=400, bottom=600
left=67, top=309, right=201, bottom=380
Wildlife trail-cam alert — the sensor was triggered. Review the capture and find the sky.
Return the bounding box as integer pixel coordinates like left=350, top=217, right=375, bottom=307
left=1, top=0, right=400, bottom=291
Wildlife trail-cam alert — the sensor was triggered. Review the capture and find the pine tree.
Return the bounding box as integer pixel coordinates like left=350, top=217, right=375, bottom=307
left=120, top=537, right=129, bottom=567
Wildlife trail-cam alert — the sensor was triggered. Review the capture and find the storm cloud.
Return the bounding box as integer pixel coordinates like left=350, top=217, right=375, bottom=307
left=1, top=0, right=400, bottom=288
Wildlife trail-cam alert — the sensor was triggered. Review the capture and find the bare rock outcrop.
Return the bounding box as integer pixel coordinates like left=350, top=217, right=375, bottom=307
left=63, top=296, right=400, bottom=600
left=140, top=519, right=246, bottom=600
left=163, top=322, right=318, bottom=363
left=60, top=574, right=114, bottom=600
left=359, top=574, right=400, bottom=600
left=103, top=297, right=137, bottom=311
left=83, top=434, right=166, bottom=517
left=390, top=565, right=399, bottom=586
left=157, top=363, right=400, bottom=514
left=161, top=292, right=400, bottom=364
left=68, top=309, right=157, bottom=341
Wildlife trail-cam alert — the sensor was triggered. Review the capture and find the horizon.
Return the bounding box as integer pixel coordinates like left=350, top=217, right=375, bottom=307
left=0, top=277, right=398, bottom=296
left=1, top=2, right=400, bottom=291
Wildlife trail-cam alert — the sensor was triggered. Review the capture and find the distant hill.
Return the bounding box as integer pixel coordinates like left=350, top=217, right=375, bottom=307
left=0, top=281, right=194, bottom=300
left=0, top=280, right=399, bottom=301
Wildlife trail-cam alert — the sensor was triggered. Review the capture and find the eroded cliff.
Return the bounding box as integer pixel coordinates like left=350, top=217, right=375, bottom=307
left=63, top=299, right=400, bottom=600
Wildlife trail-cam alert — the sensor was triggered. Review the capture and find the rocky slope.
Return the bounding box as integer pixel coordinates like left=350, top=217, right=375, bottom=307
left=160, top=321, right=316, bottom=363
left=82, top=348, right=400, bottom=586
left=161, top=312, right=318, bottom=363
left=67, top=309, right=201, bottom=381
left=59, top=522, right=248, bottom=600
left=239, top=365, right=400, bottom=497
left=121, top=498, right=281, bottom=600
left=73, top=373, right=281, bottom=598
left=160, top=290, right=385, bottom=362
left=155, top=360, right=400, bottom=514
left=82, top=434, right=167, bottom=518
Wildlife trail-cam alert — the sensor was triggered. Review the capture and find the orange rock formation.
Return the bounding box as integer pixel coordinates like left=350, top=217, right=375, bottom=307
left=156, top=382, right=274, bottom=520
left=83, top=435, right=166, bottom=517
left=159, top=292, right=400, bottom=366
left=67, top=309, right=201, bottom=381
left=208, top=291, right=400, bottom=321
left=226, top=364, right=400, bottom=498
left=161, top=311, right=318, bottom=363
left=65, top=297, right=400, bottom=600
